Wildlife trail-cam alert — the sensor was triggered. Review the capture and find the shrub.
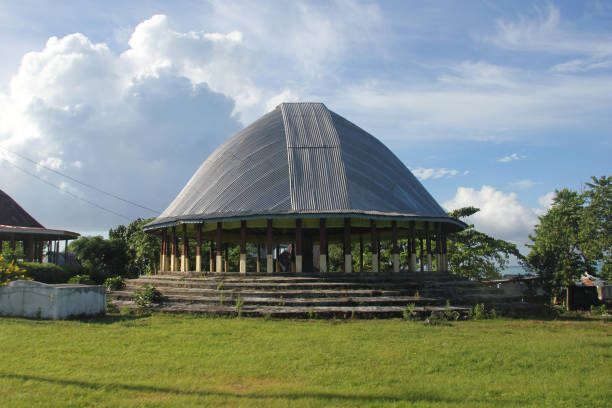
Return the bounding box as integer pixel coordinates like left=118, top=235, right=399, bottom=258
left=20, top=262, right=71, bottom=284
left=104, top=276, right=126, bottom=291
left=132, top=285, right=163, bottom=307
left=68, top=274, right=95, bottom=285
left=1, top=255, right=28, bottom=286
left=590, top=304, right=608, bottom=316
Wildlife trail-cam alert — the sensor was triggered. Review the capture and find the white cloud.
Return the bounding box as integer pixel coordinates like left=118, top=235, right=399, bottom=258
left=37, top=157, right=64, bottom=171
left=439, top=60, right=519, bottom=88
left=497, top=153, right=526, bottom=162
left=0, top=17, right=245, bottom=230
left=492, top=4, right=612, bottom=57
left=444, top=185, right=539, bottom=244
left=411, top=167, right=459, bottom=180
left=508, top=179, right=540, bottom=190
left=332, top=71, right=612, bottom=143
left=553, top=58, right=612, bottom=72
left=533, top=191, right=556, bottom=215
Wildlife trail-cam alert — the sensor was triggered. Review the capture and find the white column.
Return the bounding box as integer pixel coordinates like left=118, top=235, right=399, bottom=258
left=196, top=255, right=201, bottom=272
left=267, top=254, right=273, bottom=274
left=393, top=253, right=400, bottom=273
left=372, top=254, right=379, bottom=273
left=345, top=254, right=352, bottom=273
left=427, top=254, right=432, bottom=272
left=239, top=254, right=246, bottom=274
left=216, top=255, right=223, bottom=273
left=320, top=254, right=327, bottom=273
left=296, top=255, right=303, bottom=273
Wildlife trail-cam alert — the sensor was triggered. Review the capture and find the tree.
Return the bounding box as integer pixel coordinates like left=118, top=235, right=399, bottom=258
left=581, top=176, right=612, bottom=280
left=446, top=207, right=523, bottom=280
left=527, top=178, right=611, bottom=294
left=68, top=236, right=130, bottom=283
left=109, top=218, right=160, bottom=276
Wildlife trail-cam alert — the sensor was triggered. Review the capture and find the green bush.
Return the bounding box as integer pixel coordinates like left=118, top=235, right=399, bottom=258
left=20, top=262, right=72, bottom=284
left=104, top=276, right=126, bottom=291
left=68, top=274, right=95, bottom=285
left=132, top=285, right=163, bottom=307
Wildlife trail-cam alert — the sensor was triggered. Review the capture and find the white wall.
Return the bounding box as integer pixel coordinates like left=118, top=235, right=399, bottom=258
left=0, top=280, right=106, bottom=319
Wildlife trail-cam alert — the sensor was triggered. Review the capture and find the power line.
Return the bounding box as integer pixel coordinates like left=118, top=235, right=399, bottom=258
left=1, top=157, right=131, bottom=221
left=0, top=147, right=160, bottom=214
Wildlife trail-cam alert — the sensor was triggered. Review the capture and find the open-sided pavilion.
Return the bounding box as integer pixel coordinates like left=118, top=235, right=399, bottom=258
left=143, top=103, right=466, bottom=275
left=0, top=189, right=79, bottom=263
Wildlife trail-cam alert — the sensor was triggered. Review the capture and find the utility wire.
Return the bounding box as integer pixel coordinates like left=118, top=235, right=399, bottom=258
left=0, top=147, right=160, bottom=214
left=1, top=157, right=131, bottom=220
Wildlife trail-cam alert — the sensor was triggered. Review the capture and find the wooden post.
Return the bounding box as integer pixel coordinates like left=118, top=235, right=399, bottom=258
left=410, top=221, right=417, bottom=272
left=425, top=222, right=432, bottom=272
left=216, top=223, right=223, bottom=273
left=359, top=234, right=364, bottom=273
left=196, top=223, right=202, bottom=273
left=240, top=220, right=247, bottom=274
left=344, top=218, right=352, bottom=273
left=392, top=220, right=399, bottom=273
left=276, top=244, right=281, bottom=273
left=209, top=241, right=214, bottom=273
left=224, top=243, right=229, bottom=273
left=295, top=219, right=303, bottom=273
left=160, top=229, right=166, bottom=272
left=181, top=224, right=187, bottom=272
left=256, top=243, right=261, bottom=273
left=319, top=218, right=327, bottom=273
left=435, top=224, right=442, bottom=272
left=420, top=235, right=424, bottom=272
left=55, top=240, right=59, bottom=265
left=443, top=233, right=448, bottom=272
left=170, top=227, right=176, bottom=272
left=371, top=220, right=378, bottom=273
left=266, top=219, right=273, bottom=273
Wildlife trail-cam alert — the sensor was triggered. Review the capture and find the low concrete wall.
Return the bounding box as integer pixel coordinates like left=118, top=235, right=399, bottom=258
left=0, top=280, right=106, bottom=319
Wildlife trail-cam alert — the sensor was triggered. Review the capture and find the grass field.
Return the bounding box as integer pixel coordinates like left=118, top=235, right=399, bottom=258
left=0, top=314, right=610, bottom=407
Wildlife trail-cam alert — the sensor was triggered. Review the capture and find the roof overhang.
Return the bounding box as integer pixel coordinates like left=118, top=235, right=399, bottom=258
left=143, top=211, right=468, bottom=233
left=0, top=225, right=80, bottom=240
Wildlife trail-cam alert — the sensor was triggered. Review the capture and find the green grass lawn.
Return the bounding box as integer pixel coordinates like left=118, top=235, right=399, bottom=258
left=0, top=314, right=610, bottom=407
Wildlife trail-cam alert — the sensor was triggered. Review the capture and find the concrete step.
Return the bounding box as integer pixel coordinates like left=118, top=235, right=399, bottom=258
left=122, top=286, right=408, bottom=298
left=109, top=292, right=445, bottom=307
left=109, top=299, right=471, bottom=319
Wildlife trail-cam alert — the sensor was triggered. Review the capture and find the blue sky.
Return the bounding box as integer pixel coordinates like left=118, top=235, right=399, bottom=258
left=0, top=0, right=610, bottom=253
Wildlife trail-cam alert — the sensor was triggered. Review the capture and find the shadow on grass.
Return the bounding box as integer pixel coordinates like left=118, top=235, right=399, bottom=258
left=1, top=373, right=457, bottom=405
left=71, top=312, right=152, bottom=325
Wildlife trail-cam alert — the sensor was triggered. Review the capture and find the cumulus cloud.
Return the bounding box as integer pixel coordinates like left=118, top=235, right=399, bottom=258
left=443, top=185, right=539, bottom=245
left=533, top=191, right=556, bottom=215
left=0, top=16, right=248, bottom=230
left=496, top=153, right=526, bottom=162
left=411, top=167, right=460, bottom=180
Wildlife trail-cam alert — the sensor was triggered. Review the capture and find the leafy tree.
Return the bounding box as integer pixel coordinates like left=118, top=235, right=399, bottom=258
left=446, top=207, right=523, bottom=280
left=68, top=236, right=130, bottom=284
left=581, top=176, right=612, bottom=280
left=110, top=218, right=160, bottom=276
left=527, top=186, right=603, bottom=294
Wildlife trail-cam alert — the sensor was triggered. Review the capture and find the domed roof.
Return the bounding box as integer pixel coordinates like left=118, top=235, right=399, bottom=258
left=145, top=103, right=465, bottom=231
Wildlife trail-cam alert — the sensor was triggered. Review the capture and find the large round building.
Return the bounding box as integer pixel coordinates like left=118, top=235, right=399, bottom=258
left=144, top=102, right=465, bottom=275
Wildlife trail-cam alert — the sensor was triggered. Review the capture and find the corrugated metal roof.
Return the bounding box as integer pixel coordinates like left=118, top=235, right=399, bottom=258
left=146, top=103, right=464, bottom=230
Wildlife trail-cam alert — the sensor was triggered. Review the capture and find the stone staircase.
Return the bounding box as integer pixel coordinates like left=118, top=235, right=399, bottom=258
left=108, top=272, right=541, bottom=318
